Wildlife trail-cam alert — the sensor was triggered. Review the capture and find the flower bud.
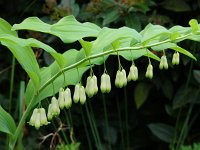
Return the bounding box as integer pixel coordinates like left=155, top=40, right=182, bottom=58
left=79, top=86, right=86, bottom=104
left=105, top=74, right=111, bottom=93
left=51, top=97, right=60, bottom=116
left=85, top=76, right=95, bottom=98
left=100, top=73, right=107, bottom=93
left=172, top=53, right=176, bottom=65
left=172, top=52, right=180, bottom=65
left=175, top=52, right=180, bottom=65
left=47, top=104, right=53, bottom=121
left=160, top=56, right=168, bottom=70
left=163, top=56, right=168, bottom=70
left=145, top=64, right=153, bottom=79
left=159, top=56, right=164, bottom=70
left=115, top=70, right=120, bottom=88
left=34, top=111, right=41, bottom=129
left=92, top=75, right=98, bottom=95
left=122, top=69, right=127, bottom=86
left=64, top=88, right=72, bottom=109
left=73, top=84, right=80, bottom=103
left=118, top=71, right=124, bottom=88
left=39, top=108, right=49, bottom=126
left=58, top=88, right=65, bottom=109
left=29, top=108, right=38, bottom=126
left=132, top=66, right=138, bottom=81
left=128, top=65, right=138, bottom=81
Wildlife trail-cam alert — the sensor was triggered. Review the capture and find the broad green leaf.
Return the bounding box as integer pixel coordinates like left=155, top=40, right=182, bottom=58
left=1, top=35, right=65, bottom=68
left=51, top=15, right=101, bottom=43
left=116, top=49, right=160, bottom=62
left=92, top=27, right=141, bottom=54
left=0, top=18, right=17, bottom=36
left=148, top=123, right=175, bottom=143
left=151, top=43, right=177, bottom=51
left=12, top=17, right=51, bottom=33
left=1, top=39, right=41, bottom=89
left=134, top=82, right=151, bottom=109
left=169, top=25, right=190, bottom=34
left=0, top=105, right=16, bottom=136
left=12, top=16, right=101, bottom=43
left=189, top=19, right=199, bottom=33
left=170, top=46, right=196, bottom=61
left=79, top=39, right=93, bottom=57
left=103, top=7, right=120, bottom=25
left=141, top=23, right=170, bottom=43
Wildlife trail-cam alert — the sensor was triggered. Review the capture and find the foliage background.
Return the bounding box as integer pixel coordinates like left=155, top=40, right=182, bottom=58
left=0, top=0, right=200, bottom=149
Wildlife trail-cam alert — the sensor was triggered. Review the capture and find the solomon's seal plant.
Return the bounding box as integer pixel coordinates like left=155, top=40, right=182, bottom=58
left=0, top=16, right=199, bottom=149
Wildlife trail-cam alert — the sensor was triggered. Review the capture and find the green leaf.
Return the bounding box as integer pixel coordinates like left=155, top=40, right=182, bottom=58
left=92, top=27, right=141, bottom=54
left=1, top=35, right=65, bottom=68
left=79, top=39, right=93, bottom=57
left=12, top=17, right=51, bottom=33
left=141, top=23, right=170, bottom=44
left=134, top=82, right=151, bottom=109
left=148, top=123, right=175, bottom=143
left=1, top=39, right=41, bottom=89
left=0, top=105, right=16, bottom=136
left=51, top=15, right=101, bottom=43
left=103, top=7, right=120, bottom=25
left=12, top=16, right=101, bottom=43
left=151, top=43, right=177, bottom=51
left=0, top=18, right=17, bottom=36
left=189, top=19, right=199, bottom=33
left=170, top=46, right=196, bottom=61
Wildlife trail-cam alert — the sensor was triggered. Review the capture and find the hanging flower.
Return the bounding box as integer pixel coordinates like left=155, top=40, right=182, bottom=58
left=58, top=88, right=65, bottom=109
left=145, top=64, right=153, bottom=79
left=64, top=88, right=72, bottom=109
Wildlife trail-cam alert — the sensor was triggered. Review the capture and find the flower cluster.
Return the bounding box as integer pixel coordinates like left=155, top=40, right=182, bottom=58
left=29, top=51, right=181, bottom=129
left=29, top=108, right=49, bottom=129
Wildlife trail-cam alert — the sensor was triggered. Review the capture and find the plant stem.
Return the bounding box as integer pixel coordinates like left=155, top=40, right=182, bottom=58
left=85, top=103, right=99, bottom=149
left=102, top=93, right=112, bottom=150
left=124, top=87, right=129, bottom=149
left=80, top=106, right=93, bottom=150
left=6, top=56, right=15, bottom=150
left=116, top=96, right=125, bottom=149
left=18, top=81, right=25, bottom=150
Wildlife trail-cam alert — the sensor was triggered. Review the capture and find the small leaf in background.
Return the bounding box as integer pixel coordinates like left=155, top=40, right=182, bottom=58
left=161, top=79, right=173, bottom=99
left=125, top=13, right=141, bottom=31
left=193, top=70, right=200, bottom=84
left=134, top=82, right=151, bottom=109
left=102, top=7, right=120, bottom=26
left=148, top=123, right=175, bottom=143
left=102, top=125, right=117, bottom=145
left=161, top=0, right=191, bottom=12
left=0, top=105, right=16, bottom=135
